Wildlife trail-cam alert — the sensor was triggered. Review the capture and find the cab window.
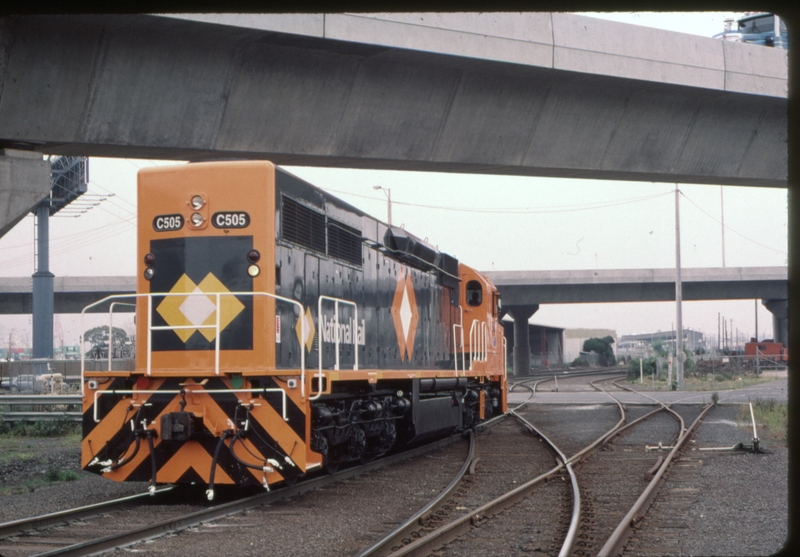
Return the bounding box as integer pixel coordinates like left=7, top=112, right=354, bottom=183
left=466, top=280, right=482, bottom=307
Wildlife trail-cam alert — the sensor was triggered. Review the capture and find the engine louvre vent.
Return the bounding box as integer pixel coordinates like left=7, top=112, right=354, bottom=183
left=328, top=219, right=362, bottom=266
left=282, top=195, right=326, bottom=255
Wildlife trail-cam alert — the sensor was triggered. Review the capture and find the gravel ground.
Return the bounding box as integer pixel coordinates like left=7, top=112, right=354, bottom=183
left=0, top=436, right=147, bottom=523
left=0, top=402, right=788, bottom=556
left=627, top=403, right=788, bottom=556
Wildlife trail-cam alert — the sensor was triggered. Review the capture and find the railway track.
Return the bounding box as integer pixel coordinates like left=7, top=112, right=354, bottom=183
left=0, top=434, right=467, bottom=557
left=356, top=374, right=714, bottom=557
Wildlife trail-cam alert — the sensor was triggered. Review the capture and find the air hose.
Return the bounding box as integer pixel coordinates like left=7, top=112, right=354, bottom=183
left=146, top=430, right=157, bottom=495
left=206, top=430, right=233, bottom=501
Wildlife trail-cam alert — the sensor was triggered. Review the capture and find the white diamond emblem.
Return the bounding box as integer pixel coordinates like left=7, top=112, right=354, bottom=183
left=179, top=287, right=217, bottom=326
left=399, top=285, right=413, bottom=342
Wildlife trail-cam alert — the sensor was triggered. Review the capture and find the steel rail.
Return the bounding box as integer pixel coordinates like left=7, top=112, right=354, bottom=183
left=384, top=447, right=566, bottom=557
left=370, top=373, right=674, bottom=557
left=598, top=402, right=714, bottom=557
left=611, top=378, right=686, bottom=435
left=354, top=430, right=476, bottom=557
left=26, top=434, right=466, bottom=557
left=511, top=410, right=581, bottom=557
left=0, top=488, right=174, bottom=540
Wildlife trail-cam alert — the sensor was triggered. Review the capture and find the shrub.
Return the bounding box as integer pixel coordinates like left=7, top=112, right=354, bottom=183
left=571, top=357, right=588, bottom=367
left=627, top=357, right=657, bottom=381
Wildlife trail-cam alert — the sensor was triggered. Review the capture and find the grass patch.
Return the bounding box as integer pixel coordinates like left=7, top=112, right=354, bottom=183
left=0, top=417, right=80, bottom=438
left=740, top=398, right=788, bottom=445
left=45, top=465, right=79, bottom=482
left=626, top=373, right=780, bottom=392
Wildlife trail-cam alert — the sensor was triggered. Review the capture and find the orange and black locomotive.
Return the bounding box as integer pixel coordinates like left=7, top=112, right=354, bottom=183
left=81, top=161, right=506, bottom=497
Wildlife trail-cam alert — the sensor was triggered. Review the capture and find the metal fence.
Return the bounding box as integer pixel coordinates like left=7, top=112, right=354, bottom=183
left=0, top=394, right=82, bottom=423
left=0, top=358, right=134, bottom=395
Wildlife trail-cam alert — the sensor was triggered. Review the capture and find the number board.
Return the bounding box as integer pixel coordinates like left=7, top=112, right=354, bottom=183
left=153, top=214, right=184, bottom=232
left=212, top=212, right=250, bottom=229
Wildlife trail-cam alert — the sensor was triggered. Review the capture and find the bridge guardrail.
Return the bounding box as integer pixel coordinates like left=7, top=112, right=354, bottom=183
left=0, top=395, right=82, bottom=423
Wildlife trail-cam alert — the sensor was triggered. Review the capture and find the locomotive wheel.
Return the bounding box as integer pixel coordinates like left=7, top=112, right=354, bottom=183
left=379, top=422, right=397, bottom=452
left=311, top=431, right=329, bottom=459
left=325, top=460, right=340, bottom=474
left=348, top=426, right=367, bottom=460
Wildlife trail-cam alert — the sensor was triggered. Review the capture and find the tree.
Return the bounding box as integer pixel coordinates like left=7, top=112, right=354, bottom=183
left=582, top=336, right=616, bottom=366
left=651, top=340, right=668, bottom=358
left=83, top=326, right=129, bottom=347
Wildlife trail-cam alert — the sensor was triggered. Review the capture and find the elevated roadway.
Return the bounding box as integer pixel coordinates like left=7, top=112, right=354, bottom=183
left=482, top=266, right=788, bottom=375
left=0, top=13, right=788, bottom=236
left=0, top=267, right=786, bottom=315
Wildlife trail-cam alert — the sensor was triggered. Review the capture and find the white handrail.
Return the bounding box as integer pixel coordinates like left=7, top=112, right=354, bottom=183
left=315, top=295, right=359, bottom=400
left=503, top=336, right=507, bottom=375
left=453, top=322, right=462, bottom=375
left=93, top=387, right=289, bottom=423
left=468, top=319, right=489, bottom=370
left=80, top=292, right=307, bottom=397
left=453, top=305, right=465, bottom=375
left=108, top=302, right=136, bottom=371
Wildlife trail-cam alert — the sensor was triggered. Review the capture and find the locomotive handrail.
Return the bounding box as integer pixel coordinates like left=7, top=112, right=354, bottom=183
left=108, top=302, right=136, bottom=371
left=80, top=292, right=307, bottom=397
left=314, top=296, right=359, bottom=401
left=468, top=319, right=489, bottom=369
left=92, top=387, right=290, bottom=424
left=503, top=336, right=508, bottom=374
left=453, top=305, right=466, bottom=375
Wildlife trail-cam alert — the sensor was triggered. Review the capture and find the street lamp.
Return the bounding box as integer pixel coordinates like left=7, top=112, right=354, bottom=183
left=373, top=185, right=392, bottom=225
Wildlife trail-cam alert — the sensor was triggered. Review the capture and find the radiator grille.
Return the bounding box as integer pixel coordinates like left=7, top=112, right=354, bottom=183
left=281, top=195, right=362, bottom=267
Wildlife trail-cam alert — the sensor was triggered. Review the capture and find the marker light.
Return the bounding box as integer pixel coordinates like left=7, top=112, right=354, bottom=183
left=247, top=250, right=261, bottom=263
left=191, top=212, right=204, bottom=226
left=247, top=264, right=261, bottom=277
left=144, top=253, right=155, bottom=267
left=144, top=268, right=155, bottom=280
left=191, top=195, right=205, bottom=209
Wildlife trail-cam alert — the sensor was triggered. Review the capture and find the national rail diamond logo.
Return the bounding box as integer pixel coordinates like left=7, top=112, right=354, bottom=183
left=295, top=306, right=316, bottom=352
left=156, top=273, right=245, bottom=343
left=391, top=268, right=419, bottom=360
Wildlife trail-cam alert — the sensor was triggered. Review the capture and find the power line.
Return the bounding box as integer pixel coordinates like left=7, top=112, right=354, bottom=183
left=679, top=190, right=787, bottom=256
left=323, top=187, right=674, bottom=214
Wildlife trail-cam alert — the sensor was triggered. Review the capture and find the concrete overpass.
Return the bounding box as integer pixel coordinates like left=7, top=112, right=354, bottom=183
left=483, top=266, right=788, bottom=375
left=0, top=12, right=789, bottom=236
left=0, top=266, right=787, bottom=359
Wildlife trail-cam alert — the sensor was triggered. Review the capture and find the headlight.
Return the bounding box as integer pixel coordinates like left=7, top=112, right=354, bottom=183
left=191, top=212, right=204, bottom=226
left=191, top=195, right=205, bottom=209
left=144, top=268, right=155, bottom=280
left=247, top=264, right=260, bottom=277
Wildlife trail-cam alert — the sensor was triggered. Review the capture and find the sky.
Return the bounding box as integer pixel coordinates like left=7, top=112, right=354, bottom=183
left=0, top=11, right=788, bottom=351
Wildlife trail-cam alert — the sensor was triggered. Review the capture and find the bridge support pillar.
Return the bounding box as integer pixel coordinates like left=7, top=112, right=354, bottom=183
left=507, top=304, right=539, bottom=377
left=0, top=149, right=51, bottom=239
left=763, top=299, right=788, bottom=347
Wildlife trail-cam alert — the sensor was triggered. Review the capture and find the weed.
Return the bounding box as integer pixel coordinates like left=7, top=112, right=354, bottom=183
left=739, top=398, right=788, bottom=445
left=1, top=418, right=80, bottom=438
left=59, top=470, right=79, bottom=481
left=45, top=465, right=79, bottom=482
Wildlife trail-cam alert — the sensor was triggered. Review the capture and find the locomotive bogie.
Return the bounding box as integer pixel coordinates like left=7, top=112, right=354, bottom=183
left=81, top=161, right=506, bottom=491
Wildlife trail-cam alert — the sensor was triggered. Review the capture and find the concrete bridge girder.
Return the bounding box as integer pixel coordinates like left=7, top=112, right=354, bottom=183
left=0, top=149, right=51, bottom=238
left=763, top=299, right=788, bottom=347
left=506, top=304, right=540, bottom=377
left=0, top=14, right=787, bottom=188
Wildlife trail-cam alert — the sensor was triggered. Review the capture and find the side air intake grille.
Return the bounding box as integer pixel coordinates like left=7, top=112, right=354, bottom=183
left=328, top=220, right=362, bottom=266
left=281, top=195, right=362, bottom=267
left=282, top=196, right=326, bottom=254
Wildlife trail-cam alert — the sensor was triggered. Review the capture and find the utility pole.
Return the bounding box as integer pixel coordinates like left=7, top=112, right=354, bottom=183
left=674, top=185, right=684, bottom=390
left=720, top=186, right=726, bottom=267
left=373, top=186, right=392, bottom=225
left=755, top=299, right=760, bottom=375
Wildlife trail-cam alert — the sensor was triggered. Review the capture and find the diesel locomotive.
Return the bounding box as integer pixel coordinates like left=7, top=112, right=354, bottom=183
left=81, top=161, right=506, bottom=497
